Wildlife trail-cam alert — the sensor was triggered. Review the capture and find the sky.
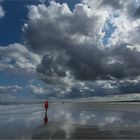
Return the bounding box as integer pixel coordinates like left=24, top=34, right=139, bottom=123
left=0, top=0, right=140, bottom=101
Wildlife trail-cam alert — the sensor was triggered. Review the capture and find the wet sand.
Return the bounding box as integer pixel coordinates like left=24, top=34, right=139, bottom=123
left=32, top=102, right=140, bottom=139
left=1, top=102, right=140, bottom=139
left=32, top=124, right=140, bottom=139
left=66, top=102, right=140, bottom=112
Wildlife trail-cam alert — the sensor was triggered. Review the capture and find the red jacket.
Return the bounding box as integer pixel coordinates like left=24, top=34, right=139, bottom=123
left=44, top=101, right=48, bottom=110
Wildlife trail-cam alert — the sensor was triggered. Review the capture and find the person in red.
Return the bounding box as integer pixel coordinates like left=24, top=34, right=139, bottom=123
left=44, top=100, right=48, bottom=110
left=44, top=100, right=48, bottom=125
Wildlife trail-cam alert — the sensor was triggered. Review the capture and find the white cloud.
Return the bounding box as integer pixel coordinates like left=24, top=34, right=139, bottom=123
left=82, top=0, right=140, bottom=47
left=0, top=85, right=22, bottom=94
left=29, top=85, right=46, bottom=95
left=0, top=85, right=23, bottom=101
left=0, top=43, right=41, bottom=75
left=0, top=6, right=5, bottom=19
left=24, top=2, right=107, bottom=53
left=108, top=14, right=140, bottom=46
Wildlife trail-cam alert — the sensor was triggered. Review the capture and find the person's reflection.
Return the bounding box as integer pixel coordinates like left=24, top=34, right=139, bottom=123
left=44, top=100, right=48, bottom=125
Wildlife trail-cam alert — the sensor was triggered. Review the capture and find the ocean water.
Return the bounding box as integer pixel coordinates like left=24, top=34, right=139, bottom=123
left=0, top=102, right=140, bottom=139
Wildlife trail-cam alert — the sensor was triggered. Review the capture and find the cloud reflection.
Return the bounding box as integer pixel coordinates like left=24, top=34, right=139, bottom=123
left=1, top=103, right=140, bottom=139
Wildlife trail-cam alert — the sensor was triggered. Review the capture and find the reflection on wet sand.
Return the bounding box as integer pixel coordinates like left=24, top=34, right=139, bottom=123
left=32, top=102, right=140, bottom=139
left=44, top=112, right=48, bottom=125
left=32, top=122, right=140, bottom=139
left=1, top=102, right=140, bottom=139
left=44, top=100, right=49, bottom=125
left=32, top=124, right=111, bottom=139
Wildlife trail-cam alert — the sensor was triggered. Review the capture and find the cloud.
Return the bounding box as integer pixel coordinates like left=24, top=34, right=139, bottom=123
left=0, top=85, right=23, bottom=101
left=22, top=1, right=140, bottom=89
left=0, top=85, right=22, bottom=94
left=0, top=43, right=42, bottom=101
left=29, top=84, right=46, bottom=95
left=100, top=0, right=122, bottom=9
left=4, top=1, right=140, bottom=99
left=26, top=80, right=121, bottom=99
left=0, top=6, right=5, bottom=19
left=82, top=0, right=122, bottom=9
left=0, top=43, right=41, bottom=76
left=83, top=0, right=140, bottom=19
left=23, top=1, right=108, bottom=84
left=24, top=2, right=106, bottom=53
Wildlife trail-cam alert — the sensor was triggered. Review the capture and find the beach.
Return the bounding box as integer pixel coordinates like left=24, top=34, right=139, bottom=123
left=0, top=102, right=140, bottom=139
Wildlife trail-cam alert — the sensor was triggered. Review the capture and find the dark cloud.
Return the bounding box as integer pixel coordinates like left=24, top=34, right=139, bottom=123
left=66, top=45, right=105, bottom=80
left=36, top=53, right=69, bottom=84
left=105, top=44, right=140, bottom=78
left=36, top=42, right=140, bottom=84
left=134, top=6, right=140, bottom=17
left=100, top=0, right=122, bottom=9
left=23, top=1, right=140, bottom=86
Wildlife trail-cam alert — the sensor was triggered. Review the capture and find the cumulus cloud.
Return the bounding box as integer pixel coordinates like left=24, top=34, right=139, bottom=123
left=0, top=1, right=139, bottom=101
left=24, top=2, right=106, bottom=53
left=0, top=43, right=41, bottom=75
left=22, top=0, right=140, bottom=90
left=23, top=1, right=108, bottom=84
left=82, top=0, right=140, bottom=47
